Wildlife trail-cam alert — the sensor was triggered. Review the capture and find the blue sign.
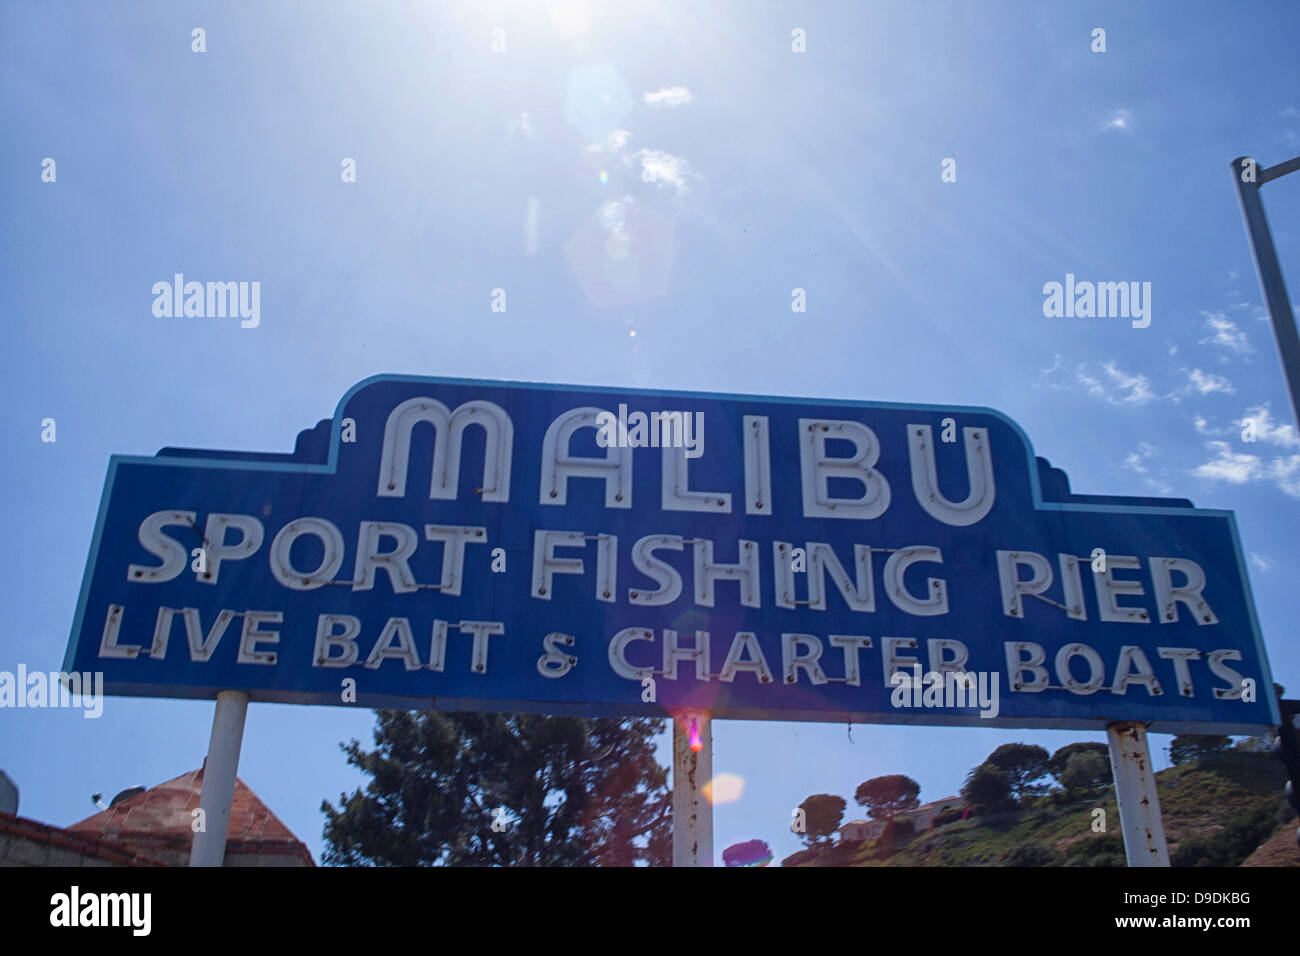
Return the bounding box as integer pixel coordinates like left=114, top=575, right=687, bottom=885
left=64, top=375, right=1280, bottom=732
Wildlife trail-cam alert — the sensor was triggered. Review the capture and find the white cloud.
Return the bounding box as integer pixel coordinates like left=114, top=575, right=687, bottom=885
left=1122, top=442, right=1174, bottom=494
left=600, top=197, right=630, bottom=240
left=1194, top=442, right=1260, bottom=484
left=1193, top=405, right=1296, bottom=449
left=643, top=86, right=693, bottom=108
left=1066, top=360, right=1160, bottom=405
left=1266, top=455, right=1300, bottom=497
left=1102, top=109, right=1133, bottom=131
left=1035, top=354, right=1068, bottom=388
left=583, top=129, right=632, bottom=161
left=626, top=148, right=694, bottom=197
left=1193, top=441, right=1300, bottom=498
left=1249, top=553, right=1272, bottom=572
left=1199, top=312, right=1254, bottom=356
left=1075, top=368, right=1105, bottom=399
left=1044, top=357, right=1202, bottom=406
left=1240, top=403, right=1299, bottom=448
left=507, top=112, right=533, bottom=137
left=1187, top=368, right=1235, bottom=395
left=1099, top=361, right=1156, bottom=404
left=1123, top=441, right=1158, bottom=474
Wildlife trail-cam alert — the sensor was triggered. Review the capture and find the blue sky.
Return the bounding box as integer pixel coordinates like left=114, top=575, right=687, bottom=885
left=2, top=0, right=1299, bottom=865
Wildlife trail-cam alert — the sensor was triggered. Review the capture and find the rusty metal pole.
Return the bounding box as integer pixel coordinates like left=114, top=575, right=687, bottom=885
left=1105, top=721, right=1170, bottom=867
left=189, top=690, right=249, bottom=867
left=672, top=709, right=713, bottom=867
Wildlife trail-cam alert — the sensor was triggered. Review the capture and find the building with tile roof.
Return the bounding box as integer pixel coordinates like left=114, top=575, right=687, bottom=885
left=0, top=766, right=313, bottom=867
left=838, top=795, right=964, bottom=843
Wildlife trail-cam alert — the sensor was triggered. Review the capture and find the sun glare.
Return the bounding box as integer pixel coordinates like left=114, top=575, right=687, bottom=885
left=547, top=0, right=592, bottom=39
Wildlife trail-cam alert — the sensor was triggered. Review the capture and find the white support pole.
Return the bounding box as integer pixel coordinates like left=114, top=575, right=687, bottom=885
left=1106, top=721, right=1170, bottom=867
left=189, top=690, right=249, bottom=867
left=672, top=709, right=713, bottom=867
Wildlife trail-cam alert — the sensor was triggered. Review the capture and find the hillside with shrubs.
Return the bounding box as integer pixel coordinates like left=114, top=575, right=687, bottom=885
left=739, top=733, right=1298, bottom=868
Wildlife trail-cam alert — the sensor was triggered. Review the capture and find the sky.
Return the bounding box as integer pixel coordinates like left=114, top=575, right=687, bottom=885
left=2, top=0, right=1299, bottom=866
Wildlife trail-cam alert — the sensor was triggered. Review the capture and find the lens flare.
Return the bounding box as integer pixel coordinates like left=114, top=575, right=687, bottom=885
left=563, top=197, right=674, bottom=307
left=565, top=62, right=633, bottom=143
left=702, top=773, right=744, bottom=806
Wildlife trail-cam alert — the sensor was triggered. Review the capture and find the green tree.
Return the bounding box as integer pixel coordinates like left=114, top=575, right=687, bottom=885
left=321, top=710, right=670, bottom=866
left=1048, top=742, right=1112, bottom=786
left=1060, top=752, right=1110, bottom=793
left=722, top=839, right=773, bottom=867
left=879, top=817, right=915, bottom=845
left=854, top=774, right=921, bottom=821
left=986, top=743, right=1051, bottom=800
left=797, top=794, right=847, bottom=848
left=1168, top=734, right=1231, bottom=766
left=961, top=763, right=1012, bottom=810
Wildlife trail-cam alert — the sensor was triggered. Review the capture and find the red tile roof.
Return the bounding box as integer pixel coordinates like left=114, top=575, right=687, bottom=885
left=66, top=767, right=314, bottom=866
left=0, top=811, right=173, bottom=866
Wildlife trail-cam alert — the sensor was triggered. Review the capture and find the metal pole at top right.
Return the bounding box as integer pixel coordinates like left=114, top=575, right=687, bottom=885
left=1231, top=154, right=1300, bottom=429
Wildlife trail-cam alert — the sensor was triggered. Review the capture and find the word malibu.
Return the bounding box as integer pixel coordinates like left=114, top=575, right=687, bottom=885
left=83, top=391, right=1256, bottom=715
